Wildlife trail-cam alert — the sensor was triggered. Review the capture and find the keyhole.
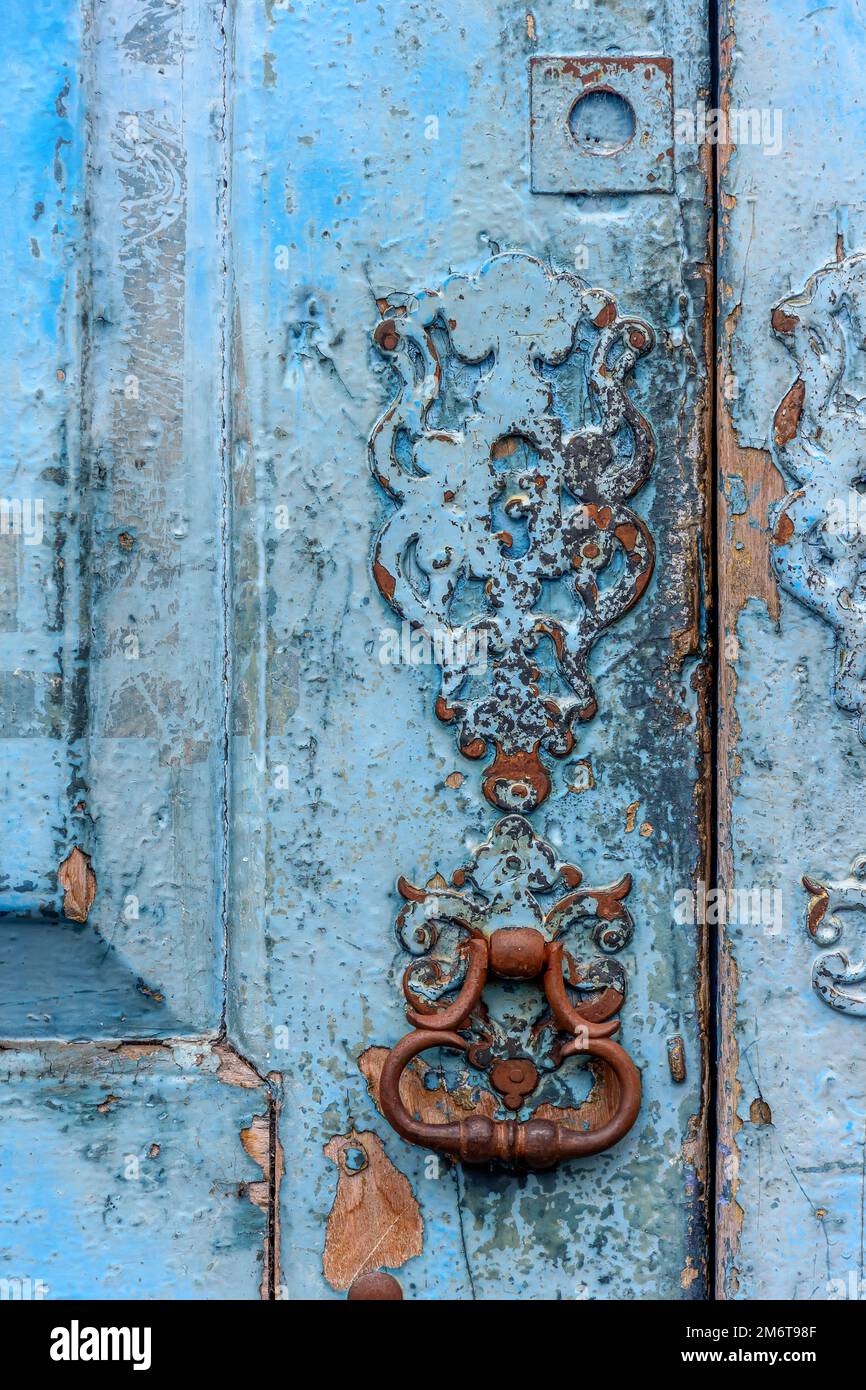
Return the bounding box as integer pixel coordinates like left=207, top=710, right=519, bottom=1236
left=568, top=88, right=636, bottom=155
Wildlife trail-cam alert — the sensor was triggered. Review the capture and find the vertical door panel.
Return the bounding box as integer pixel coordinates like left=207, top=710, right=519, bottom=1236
left=718, top=0, right=866, bottom=1299
left=0, top=1, right=83, bottom=915
left=0, top=1, right=271, bottom=1301
left=230, top=0, right=713, bottom=1298
left=1, top=0, right=229, bottom=1035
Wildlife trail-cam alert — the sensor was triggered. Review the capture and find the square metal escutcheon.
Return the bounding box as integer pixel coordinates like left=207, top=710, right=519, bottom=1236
left=529, top=55, right=675, bottom=195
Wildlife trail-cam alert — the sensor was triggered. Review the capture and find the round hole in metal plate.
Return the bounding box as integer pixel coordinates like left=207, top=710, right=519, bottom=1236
left=568, top=88, right=636, bottom=155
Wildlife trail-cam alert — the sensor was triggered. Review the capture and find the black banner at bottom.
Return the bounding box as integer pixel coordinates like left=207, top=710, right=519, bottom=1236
left=0, top=1295, right=857, bottom=1375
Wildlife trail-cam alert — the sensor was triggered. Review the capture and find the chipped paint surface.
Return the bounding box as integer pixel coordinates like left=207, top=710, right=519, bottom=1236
left=0, top=0, right=273, bottom=1301
left=0, top=1041, right=269, bottom=1298
left=718, top=0, right=866, bottom=1301
left=229, top=0, right=712, bottom=1296
left=370, top=251, right=656, bottom=815
left=322, top=1128, right=423, bottom=1291
left=3, top=0, right=714, bottom=1298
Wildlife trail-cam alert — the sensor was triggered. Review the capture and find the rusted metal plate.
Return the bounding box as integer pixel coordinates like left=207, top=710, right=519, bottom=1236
left=717, top=0, right=866, bottom=1301
left=229, top=0, right=712, bottom=1298
left=529, top=56, right=675, bottom=195
left=370, top=252, right=656, bottom=815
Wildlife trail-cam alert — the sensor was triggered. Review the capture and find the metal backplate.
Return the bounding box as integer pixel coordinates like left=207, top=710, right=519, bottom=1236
left=529, top=55, right=675, bottom=195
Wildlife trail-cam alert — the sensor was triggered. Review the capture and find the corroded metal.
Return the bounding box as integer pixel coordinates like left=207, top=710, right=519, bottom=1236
left=666, top=1034, right=687, bottom=1084
left=380, top=1029, right=641, bottom=1170
left=770, top=252, right=866, bottom=744
left=529, top=56, right=675, bottom=195
left=369, top=251, right=656, bottom=813
left=380, top=814, right=641, bottom=1167
left=347, top=1270, right=404, bottom=1300
left=802, top=861, right=866, bottom=1017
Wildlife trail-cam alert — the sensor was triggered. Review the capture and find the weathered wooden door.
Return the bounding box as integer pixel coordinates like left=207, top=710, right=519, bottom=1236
left=1, top=0, right=864, bottom=1305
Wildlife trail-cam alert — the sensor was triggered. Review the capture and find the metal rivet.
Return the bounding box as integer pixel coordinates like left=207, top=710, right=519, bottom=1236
left=667, top=1034, right=687, bottom=1083
left=347, top=1271, right=403, bottom=1300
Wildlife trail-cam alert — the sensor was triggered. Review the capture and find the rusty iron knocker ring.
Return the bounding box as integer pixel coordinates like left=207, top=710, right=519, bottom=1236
left=379, top=1028, right=641, bottom=1170
left=380, top=928, right=641, bottom=1169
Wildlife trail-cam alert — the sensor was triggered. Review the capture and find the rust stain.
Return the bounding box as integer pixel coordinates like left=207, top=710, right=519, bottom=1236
left=58, top=845, right=96, bottom=923
left=481, top=741, right=551, bottom=813
left=96, top=1093, right=120, bottom=1114
left=135, top=980, right=164, bottom=1003
left=772, top=510, right=794, bottom=546
left=624, top=800, right=640, bottom=833
left=593, top=301, right=617, bottom=329
left=322, top=1127, right=423, bottom=1292
left=749, top=1097, right=772, bottom=1126
left=667, top=1035, right=687, bottom=1084
left=770, top=306, right=799, bottom=335
left=444, top=770, right=464, bottom=789
left=348, top=1270, right=404, bottom=1299
left=772, top=377, right=804, bottom=448
left=372, top=559, right=396, bottom=602
left=803, top=874, right=829, bottom=939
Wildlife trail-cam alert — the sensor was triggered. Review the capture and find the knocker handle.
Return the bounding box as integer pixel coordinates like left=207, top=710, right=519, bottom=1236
left=379, top=1027, right=641, bottom=1171
left=382, top=835, right=643, bottom=1168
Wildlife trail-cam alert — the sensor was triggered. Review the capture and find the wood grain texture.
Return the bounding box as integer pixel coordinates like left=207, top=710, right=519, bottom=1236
left=717, top=0, right=866, bottom=1300
left=322, top=1128, right=422, bottom=1292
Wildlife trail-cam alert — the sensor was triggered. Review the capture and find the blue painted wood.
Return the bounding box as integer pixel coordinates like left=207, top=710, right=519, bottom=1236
left=0, top=0, right=269, bottom=1303
left=229, top=0, right=712, bottom=1298
left=0, top=1044, right=269, bottom=1300
left=718, top=0, right=866, bottom=1301
left=0, top=0, right=83, bottom=913
left=1, top=0, right=229, bottom=1033
left=1, top=0, right=723, bottom=1302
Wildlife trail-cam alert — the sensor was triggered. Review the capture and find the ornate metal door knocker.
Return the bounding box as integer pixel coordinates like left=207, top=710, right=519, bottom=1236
left=367, top=252, right=653, bottom=1167
left=369, top=251, right=655, bottom=814
left=378, top=814, right=642, bottom=1168
left=768, top=254, right=866, bottom=1013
